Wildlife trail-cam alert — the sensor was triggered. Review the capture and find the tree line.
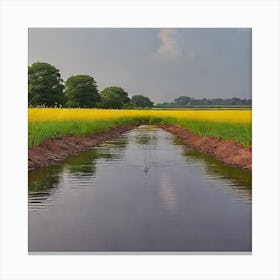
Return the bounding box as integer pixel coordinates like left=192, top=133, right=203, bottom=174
left=156, top=96, right=252, bottom=108
left=29, top=62, right=252, bottom=109
left=28, top=62, right=154, bottom=109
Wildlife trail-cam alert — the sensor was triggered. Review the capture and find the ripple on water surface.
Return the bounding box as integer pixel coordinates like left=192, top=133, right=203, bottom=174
left=28, top=126, right=251, bottom=252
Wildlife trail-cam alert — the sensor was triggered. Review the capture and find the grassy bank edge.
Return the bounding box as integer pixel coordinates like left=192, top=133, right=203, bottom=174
left=29, top=116, right=251, bottom=148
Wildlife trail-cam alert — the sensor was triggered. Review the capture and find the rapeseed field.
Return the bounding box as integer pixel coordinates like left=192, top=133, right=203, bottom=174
left=28, top=108, right=252, bottom=147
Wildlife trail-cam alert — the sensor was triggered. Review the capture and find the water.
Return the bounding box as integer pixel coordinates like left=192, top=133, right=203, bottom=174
left=28, top=126, right=252, bottom=252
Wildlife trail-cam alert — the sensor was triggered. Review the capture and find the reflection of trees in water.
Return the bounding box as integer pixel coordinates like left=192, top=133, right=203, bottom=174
left=96, top=135, right=128, bottom=161
left=29, top=135, right=129, bottom=195
left=28, top=164, right=63, bottom=204
left=136, top=134, right=154, bottom=145
left=182, top=148, right=252, bottom=199
left=135, top=130, right=158, bottom=175
left=29, top=164, right=63, bottom=193
left=135, top=131, right=158, bottom=146
left=64, top=150, right=98, bottom=174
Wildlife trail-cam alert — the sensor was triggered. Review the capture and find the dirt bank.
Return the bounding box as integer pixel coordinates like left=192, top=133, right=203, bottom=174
left=28, top=124, right=252, bottom=171
left=28, top=124, right=138, bottom=170
left=161, top=124, right=251, bottom=171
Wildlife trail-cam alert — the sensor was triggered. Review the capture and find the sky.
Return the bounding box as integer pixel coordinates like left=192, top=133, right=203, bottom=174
left=28, top=28, right=251, bottom=103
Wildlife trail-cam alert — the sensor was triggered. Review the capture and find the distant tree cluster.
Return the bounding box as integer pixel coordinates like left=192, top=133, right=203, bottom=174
left=28, top=62, right=154, bottom=109
left=28, top=62, right=251, bottom=109
left=99, top=87, right=130, bottom=109
left=131, top=95, right=154, bottom=108
left=156, top=96, right=252, bottom=108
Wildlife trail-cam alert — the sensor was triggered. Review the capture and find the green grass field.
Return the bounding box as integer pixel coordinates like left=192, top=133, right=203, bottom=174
left=28, top=118, right=140, bottom=147
left=163, top=118, right=251, bottom=146
left=28, top=115, right=251, bottom=148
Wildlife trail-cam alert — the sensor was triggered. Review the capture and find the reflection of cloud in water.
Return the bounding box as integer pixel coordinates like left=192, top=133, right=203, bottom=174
left=159, top=173, right=177, bottom=211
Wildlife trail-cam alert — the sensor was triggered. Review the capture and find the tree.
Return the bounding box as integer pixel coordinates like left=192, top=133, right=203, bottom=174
left=174, top=96, right=191, bottom=106
left=64, top=75, right=100, bottom=108
left=28, top=62, right=65, bottom=107
left=99, top=87, right=130, bottom=109
left=131, top=95, right=154, bottom=108
left=99, top=91, right=123, bottom=109
left=230, top=97, right=242, bottom=105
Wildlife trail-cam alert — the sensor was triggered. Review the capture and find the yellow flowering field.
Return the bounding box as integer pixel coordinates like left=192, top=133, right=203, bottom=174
left=28, top=108, right=251, bottom=124
left=28, top=108, right=252, bottom=147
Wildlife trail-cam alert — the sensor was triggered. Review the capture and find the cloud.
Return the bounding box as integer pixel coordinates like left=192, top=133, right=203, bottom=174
left=186, top=51, right=196, bottom=63
left=154, top=29, right=181, bottom=61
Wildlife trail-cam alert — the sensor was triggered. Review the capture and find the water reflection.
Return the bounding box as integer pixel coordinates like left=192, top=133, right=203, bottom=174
left=29, top=126, right=251, bottom=252
left=159, top=173, right=177, bottom=211
left=29, top=136, right=128, bottom=203
left=134, top=127, right=158, bottom=175
left=64, top=150, right=98, bottom=174
left=28, top=164, right=63, bottom=204
left=181, top=148, right=252, bottom=201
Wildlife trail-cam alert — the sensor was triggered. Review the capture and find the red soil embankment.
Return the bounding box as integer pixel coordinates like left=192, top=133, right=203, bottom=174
left=28, top=124, right=252, bottom=171
left=161, top=124, right=252, bottom=171
left=28, top=124, right=137, bottom=170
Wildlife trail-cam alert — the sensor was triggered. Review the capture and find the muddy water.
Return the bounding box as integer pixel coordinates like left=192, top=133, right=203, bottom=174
left=28, top=126, right=251, bottom=252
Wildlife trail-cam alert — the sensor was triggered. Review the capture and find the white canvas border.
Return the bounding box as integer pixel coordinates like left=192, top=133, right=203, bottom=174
left=0, top=0, right=280, bottom=279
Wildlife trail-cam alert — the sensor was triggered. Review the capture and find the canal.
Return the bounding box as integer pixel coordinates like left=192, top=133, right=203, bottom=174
left=28, top=126, right=251, bottom=252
